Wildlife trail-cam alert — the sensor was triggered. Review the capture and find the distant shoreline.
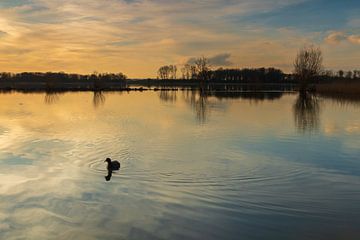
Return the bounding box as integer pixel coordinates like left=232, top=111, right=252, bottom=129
left=0, top=79, right=298, bottom=92
left=1, top=78, right=359, bottom=96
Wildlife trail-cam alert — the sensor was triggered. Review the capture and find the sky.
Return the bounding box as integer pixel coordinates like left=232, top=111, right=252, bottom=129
left=0, top=0, right=359, bottom=78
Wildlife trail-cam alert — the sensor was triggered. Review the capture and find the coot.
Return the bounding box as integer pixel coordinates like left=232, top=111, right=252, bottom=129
left=104, top=158, right=120, bottom=171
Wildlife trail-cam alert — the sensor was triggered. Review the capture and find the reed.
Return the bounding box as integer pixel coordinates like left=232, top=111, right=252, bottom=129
left=316, top=81, right=360, bottom=95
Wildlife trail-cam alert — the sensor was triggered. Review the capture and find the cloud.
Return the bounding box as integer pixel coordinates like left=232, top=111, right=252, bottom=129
left=325, top=32, right=347, bottom=44
left=325, top=32, right=360, bottom=45
left=0, top=0, right=357, bottom=77
left=348, top=35, right=360, bottom=44
left=0, top=30, right=7, bottom=37
left=186, top=53, right=232, bottom=67
left=208, top=53, right=233, bottom=66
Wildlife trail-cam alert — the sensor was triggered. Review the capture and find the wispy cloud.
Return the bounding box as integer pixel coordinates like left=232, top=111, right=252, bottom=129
left=0, top=30, right=7, bottom=37
left=325, top=31, right=360, bottom=45
left=0, top=0, right=358, bottom=77
left=348, top=35, right=360, bottom=44
left=325, top=32, right=347, bottom=44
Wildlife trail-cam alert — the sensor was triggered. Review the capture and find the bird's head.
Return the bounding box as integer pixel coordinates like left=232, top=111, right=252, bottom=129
left=105, top=158, right=111, bottom=163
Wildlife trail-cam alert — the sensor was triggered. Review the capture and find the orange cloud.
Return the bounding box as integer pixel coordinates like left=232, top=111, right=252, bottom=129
left=325, top=31, right=360, bottom=45
left=348, top=35, right=360, bottom=44
left=325, top=32, right=347, bottom=44
left=0, top=1, right=358, bottom=77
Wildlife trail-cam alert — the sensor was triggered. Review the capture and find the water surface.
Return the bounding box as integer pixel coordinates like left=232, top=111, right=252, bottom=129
left=0, top=91, right=359, bottom=240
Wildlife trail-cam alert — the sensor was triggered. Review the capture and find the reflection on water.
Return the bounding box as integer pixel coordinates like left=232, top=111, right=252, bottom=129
left=104, top=158, right=121, bottom=182
left=158, top=89, right=177, bottom=103
left=44, top=91, right=62, bottom=105
left=166, top=89, right=287, bottom=124
left=1, top=91, right=358, bottom=239
left=183, top=89, right=209, bottom=123
left=93, top=91, right=106, bottom=108
left=293, top=91, right=320, bottom=133
left=105, top=170, right=112, bottom=181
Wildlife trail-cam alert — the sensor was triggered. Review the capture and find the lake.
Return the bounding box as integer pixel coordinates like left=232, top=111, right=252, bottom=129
left=0, top=91, right=359, bottom=240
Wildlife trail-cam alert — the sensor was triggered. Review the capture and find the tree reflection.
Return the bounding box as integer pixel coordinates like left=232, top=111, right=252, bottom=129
left=183, top=89, right=209, bottom=124
left=93, top=91, right=106, bottom=108
left=158, top=89, right=177, bottom=103
left=293, top=91, right=320, bottom=133
left=181, top=87, right=286, bottom=124
left=44, top=91, right=62, bottom=104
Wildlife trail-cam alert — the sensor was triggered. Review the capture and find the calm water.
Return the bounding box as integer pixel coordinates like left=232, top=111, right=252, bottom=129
left=0, top=91, right=359, bottom=240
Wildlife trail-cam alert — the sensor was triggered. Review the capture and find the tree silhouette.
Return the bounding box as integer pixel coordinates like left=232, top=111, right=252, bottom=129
left=294, top=45, right=323, bottom=90
left=158, top=65, right=177, bottom=80
left=338, top=70, right=344, bottom=78
left=194, top=56, right=211, bottom=81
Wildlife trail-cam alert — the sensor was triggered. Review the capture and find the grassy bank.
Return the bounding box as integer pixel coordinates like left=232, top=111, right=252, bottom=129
left=316, top=81, right=360, bottom=94
left=316, top=81, right=360, bottom=102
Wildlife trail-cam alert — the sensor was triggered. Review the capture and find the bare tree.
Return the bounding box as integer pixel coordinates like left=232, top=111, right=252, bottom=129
left=169, top=65, right=177, bottom=79
left=194, top=56, right=211, bottom=81
left=158, top=66, right=171, bottom=80
left=173, top=65, right=177, bottom=79
left=158, top=65, right=177, bottom=80
left=294, top=45, right=323, bottom=90
left=190, top=65, right=197, bottom=79
left=181, top=65, right=186, bottom=79
left=181, top=64, right=193, bottom=80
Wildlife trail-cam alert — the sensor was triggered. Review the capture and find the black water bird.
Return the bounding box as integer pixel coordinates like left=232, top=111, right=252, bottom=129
left=104, top=158, right=120, bottom=181
left=105, top=158, right=120, bottom=171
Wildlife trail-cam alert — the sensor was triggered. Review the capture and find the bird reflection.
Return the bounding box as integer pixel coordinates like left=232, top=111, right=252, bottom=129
left=105, top=171, right=112, bottom=181
left=293, top=91, right=320, bottom=133
left=104, top=157, right=120, bottom=181
left=93, top=91, right=106, bottom=108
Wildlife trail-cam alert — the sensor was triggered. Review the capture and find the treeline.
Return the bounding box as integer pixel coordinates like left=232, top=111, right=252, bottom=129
left=158, top=65, right=287, bottom=82
left=157, top=57, right=286, bottom=82
left=0, top=71, right=128, bottom=91
left=319, top=69, right=360, bottom=80
left=158, top=57, right=211, bottom=81
left=157, top=56, right=360, bottom=83
left=210, top=68, right=285, bottom=82
left=0, top=72, right=127, bottom=82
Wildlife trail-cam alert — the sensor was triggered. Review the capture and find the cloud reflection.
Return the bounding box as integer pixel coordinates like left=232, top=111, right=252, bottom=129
left=0, top=91, right=359, bottom=239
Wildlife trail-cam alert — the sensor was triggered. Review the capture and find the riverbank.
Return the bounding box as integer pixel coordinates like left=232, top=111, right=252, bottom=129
left=0, top=78, right=297, bottom=92
left=315, top=81, right=360, bottom=101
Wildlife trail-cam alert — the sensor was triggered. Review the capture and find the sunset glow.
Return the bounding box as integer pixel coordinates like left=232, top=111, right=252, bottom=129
left=0, top=0, right=359, bottom=77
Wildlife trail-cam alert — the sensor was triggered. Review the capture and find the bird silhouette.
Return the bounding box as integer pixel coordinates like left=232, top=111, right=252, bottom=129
left=105, top=158, right=120, bottom=171
left=104, top=158, right=120, bottom=181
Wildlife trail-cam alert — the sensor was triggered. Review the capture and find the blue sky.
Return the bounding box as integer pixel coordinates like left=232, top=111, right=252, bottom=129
left=0, top=0, right=359, bottom=77
left=238, top=0, right=359, bottom=31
